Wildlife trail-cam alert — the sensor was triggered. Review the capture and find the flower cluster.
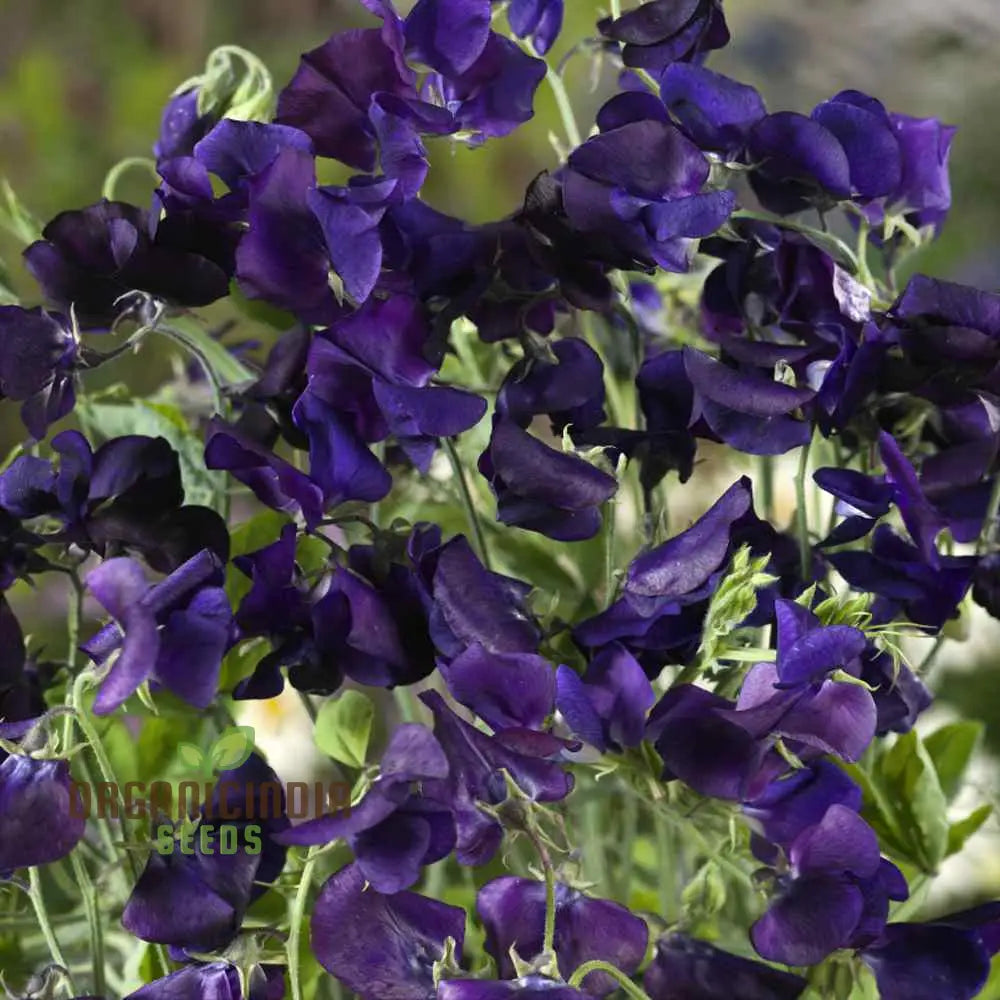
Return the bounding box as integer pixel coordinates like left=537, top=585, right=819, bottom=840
left=2, top=1, right=1000, bottom=999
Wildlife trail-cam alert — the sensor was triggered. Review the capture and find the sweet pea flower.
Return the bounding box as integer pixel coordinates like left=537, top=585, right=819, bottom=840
left=310, top=862, right=466, bottom=1000
left=0, top=306, right=78, bottom=438
left=0, top=754, right=85, bottom=873
left=643, top=933, right=807, bottom=1000
left=477, top=877, right=648, bottom=996
left=81, top=550, right=233, bottom=714
left=123, top=754, right=289, bottom=956
left=276, top=724, right=454, bottom=893
left=599, top=0, right=730, bottom=74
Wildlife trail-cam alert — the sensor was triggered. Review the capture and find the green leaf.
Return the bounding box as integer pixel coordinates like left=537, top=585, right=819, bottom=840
left=946, top=804, right=992, bottom=857
left=177, top=742, right=207, bottom=771
left=872, top=731, right=950, bottom=872
left=0, top=178, right=42, bottom=245
left=314, top=691, right=375, bottom=769
left=210, top=726, right=256, bottom=770
left=924, top=721, right=983, bottom=801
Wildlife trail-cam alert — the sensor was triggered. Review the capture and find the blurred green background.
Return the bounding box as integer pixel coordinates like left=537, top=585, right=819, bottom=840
left=1, top=0, right=999, bottom=912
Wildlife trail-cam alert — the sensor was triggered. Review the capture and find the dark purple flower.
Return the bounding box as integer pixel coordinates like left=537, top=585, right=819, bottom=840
left=410, top=527, right=540, bottom=660
left=0, top=306, right=78, bottom=438
left=745, top=112, right=850, bottom=216
left=813, top=466, right=893, bottom=547
left=634, top=348, right=698, bottom=487
left=858, top=644, right=931, bottom=735
left=229, top=523, right=347, bottom=698
left=515, top=170, right=617, bottom=311
left=0, top=508, right=48, bottom=592
left=479, top=419, right=618, bottom=541
left=276, top=28, right=413, bottom=168
left=440, top=644, right=555, bottom=732
left=643, top=933, right=807, bottom=1000
left=496, top=338, right=606, bottom=434
left=810, top=91, right=902, bottom=200
left=647, top=684, right=778, bottom=801
left=626, top=475, right=752, bottom=609
left=731, top=658, right=876, bottom=765
left=192, top=119, right=314, bottom=210
left=0, top=754, right=85, bottom=872
left=751, top=805, right=906, bottom=966
left=885, top=113, right=956, bottom=232
left=573, top=477, right=755, bottom=663
left=298, top=295, right=485, bottom=478
left=80, top=550, right=233, bottom=714
left=309, top=176, right=397, bottom=303
left=599, top=0, right=730, bottom=74
left=123, top=753, right=289, bottom=955
left=861, top=903, right=1000, bottom=1000
left=0, top=599, right=48, bottom=752
left=659, top=64, right=765, bottom=158
left=477, top=877, right=648, bottom=995
left=0, top=430, right=229, bottom=573
left=743, top=760, right=862, bottom=850
left=827, top=524, right=975, bottom=631
left=565, top=110, right=735, bottom=273
left=683, top=347, right=815, bottom=456
left=277, top=724, right=452, bottom=892
left=973, top=552, right=1000, bottom=621
left=24, top=200, right=230, bottom=329
left=555, top=643, right=654, bottom=752
left=431, top=33, right=547, bottom=141
left=234, top=147, right=344, bottom=325
left=154, top=88, right=215, bottom=162
left=405, top=0, right=491, bottom=77
left=126, top=962, right=284, bottom=1000
left=505, top=0, right=564, bottom=54
left=310, top=861, right=466, bottom=1000
left=420, top=690, right=573, bottom=865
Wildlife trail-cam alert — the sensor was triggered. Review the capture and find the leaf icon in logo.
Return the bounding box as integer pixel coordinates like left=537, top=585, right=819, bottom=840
left=210, top=726, right=256, bottom=771
left=177, top=742, right=208, bottom=772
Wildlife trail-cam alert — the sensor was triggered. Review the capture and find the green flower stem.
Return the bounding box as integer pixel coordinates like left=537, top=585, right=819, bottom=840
left=567, top=960, right=651, bottom=1000
left=70, top=850, right=105, bottom=997
left=604, top=497, right=617, bottom=607
left=918, top=633, right=948, bottom=677
left=975, top=472, right=1000, bottom=555
left=619, top=790, right=637, bottom=899
left=101, top=157, right=159, bottom=201
left=654, top=809, right=673, bottom=921
left=288, top=846, right=321, bottom=1000
left=795, top=436, right=812, bottom=578
left=544, top=65, right=582, bottom=151
left=442, top=436, right=493, bottom=571
left=758, top=455, right=775, bottom=524
left=69, top=671, right=171, bottom=977
left=297, top=689, right=319, bottom=724
left=522, top=825, right=558, bottom=963
left=27, top=867, right=73, bottom=989
left=66, top=570, right=83, bottom=669
left=70, top=675, right=139, bottom=881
